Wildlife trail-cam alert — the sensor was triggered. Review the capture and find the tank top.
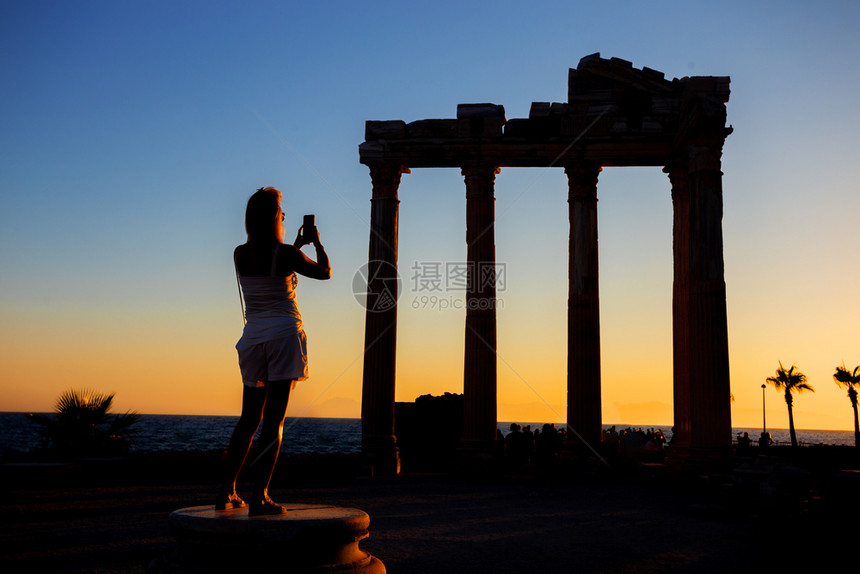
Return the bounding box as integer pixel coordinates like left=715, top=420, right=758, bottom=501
left=236, top=246, right=304, bottom=344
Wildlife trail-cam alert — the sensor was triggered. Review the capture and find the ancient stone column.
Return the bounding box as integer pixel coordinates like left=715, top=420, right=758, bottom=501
left=565, top=163, right=603, bottom=449
left=684, top=142, right=732, bottom=454
left=361, top=163, right=408, bottom=475
left=460, top=163, right=500, bottom=457
left=665, top=163, right=692, bottom=454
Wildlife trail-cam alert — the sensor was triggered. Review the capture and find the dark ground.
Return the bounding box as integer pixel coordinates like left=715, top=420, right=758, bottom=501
left=1, top=449, right=857, bottom=573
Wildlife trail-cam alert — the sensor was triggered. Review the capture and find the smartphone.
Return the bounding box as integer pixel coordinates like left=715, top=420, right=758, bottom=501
left=302, top=214, right=315, bottom=243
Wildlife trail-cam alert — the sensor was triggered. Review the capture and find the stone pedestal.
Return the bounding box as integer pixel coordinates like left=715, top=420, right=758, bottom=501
left=166, top=504, right=385, bottom=573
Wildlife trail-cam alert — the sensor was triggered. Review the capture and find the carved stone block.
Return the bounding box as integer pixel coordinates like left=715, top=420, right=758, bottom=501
left=365, top=120, right=406, bottom=141
left=457, top=104, right=506, bottom=138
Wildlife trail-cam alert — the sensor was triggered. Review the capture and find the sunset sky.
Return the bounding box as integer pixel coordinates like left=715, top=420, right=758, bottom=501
left=2, top=1, right=859, bottom=434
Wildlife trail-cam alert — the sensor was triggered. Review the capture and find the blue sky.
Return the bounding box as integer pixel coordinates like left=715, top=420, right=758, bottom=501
left=2, top=1, right=859, bottom=430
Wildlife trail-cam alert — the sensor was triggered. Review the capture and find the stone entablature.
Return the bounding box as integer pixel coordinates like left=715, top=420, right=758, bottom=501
left=360, top=53, right=730, bottom=168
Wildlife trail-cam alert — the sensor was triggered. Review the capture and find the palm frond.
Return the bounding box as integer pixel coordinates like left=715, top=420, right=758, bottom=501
left=767, top=362, right=811, bottom=393
left=834, top=365, right=852, bottom=387
left=27, top=388, right=138, bottom=455
left=834, top=363, right=860, bottom=388
left=55, top=388, right=114, bottom=413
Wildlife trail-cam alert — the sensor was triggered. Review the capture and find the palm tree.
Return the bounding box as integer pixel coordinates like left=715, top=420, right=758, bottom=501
left=833, top=363, right=860, bottom=448
left=25, top=388, right=140, bottom=456
left=766, top=362, right=814, bottom=448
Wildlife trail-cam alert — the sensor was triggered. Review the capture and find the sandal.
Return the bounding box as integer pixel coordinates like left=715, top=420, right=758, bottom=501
left=215, top=491, right=246, bottom=510
left=249, top=495, right=288, bottom=516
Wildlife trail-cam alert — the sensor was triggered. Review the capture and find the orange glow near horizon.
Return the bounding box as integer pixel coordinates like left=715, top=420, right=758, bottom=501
left=3, top=167, right=858, bottom=434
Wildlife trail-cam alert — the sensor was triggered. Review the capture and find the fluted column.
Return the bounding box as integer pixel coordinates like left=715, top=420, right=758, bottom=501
left=565, top=163, right=602, bottom=449
left=685, top=142, right=732, bottom=454
left=361, top=163, right=408, bottom=474
left=666, top=162, right=692, bottom=453
left=461, top=163, right=499, bottom=456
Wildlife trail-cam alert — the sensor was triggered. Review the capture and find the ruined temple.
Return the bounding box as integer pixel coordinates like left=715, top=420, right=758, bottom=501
left=358, top=54, right=733, bottom=473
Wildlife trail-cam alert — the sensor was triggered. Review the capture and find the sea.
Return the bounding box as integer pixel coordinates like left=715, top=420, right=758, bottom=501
left=0, top=412, right=854, bottom=455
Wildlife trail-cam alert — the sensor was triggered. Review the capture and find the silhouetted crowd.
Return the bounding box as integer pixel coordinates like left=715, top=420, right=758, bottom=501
left=603, top=425, right=666, bottom=453
left=736, top=431, right=774, bottom=451
left=602, top=425, right=666, bottom=459
left=500, top=423, right=566, bottom=474
left=498, top=423, right=670, bottom=472
left=496, top=423, right=789, bottom=473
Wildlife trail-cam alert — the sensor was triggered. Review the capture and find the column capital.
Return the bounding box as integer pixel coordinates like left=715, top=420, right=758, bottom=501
left=683, top=139, right=724, bottom=174
left=461, top=164, right=500, bottom=191
left=663, top=162, right=690, bottom=201
left=460, top=163, right=500, bottom=175
left=369, top=163, right=410, bottom=199
left=564, top=161, right=602, bottom=178
left=461, top=164, right=499, bottom=200
left=565, top=162, right=601, bottom=202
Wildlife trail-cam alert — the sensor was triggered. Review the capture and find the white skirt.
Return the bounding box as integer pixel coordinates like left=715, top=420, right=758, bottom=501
left=236, top=330, right=308, bottom=387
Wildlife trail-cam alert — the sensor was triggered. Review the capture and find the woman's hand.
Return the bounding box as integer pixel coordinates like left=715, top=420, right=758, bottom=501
left=287, top=227, right=331, bottom=280
left=293, top=227, right=305, bottom=247
left=293, top=225, right=322, bottom=248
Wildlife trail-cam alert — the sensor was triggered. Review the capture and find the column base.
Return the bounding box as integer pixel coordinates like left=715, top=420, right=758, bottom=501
left=362, top=437, right=401, bottom=476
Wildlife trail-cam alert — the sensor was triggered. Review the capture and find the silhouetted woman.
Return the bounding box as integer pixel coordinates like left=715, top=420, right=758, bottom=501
left=217, top=187, right=330, bottom=515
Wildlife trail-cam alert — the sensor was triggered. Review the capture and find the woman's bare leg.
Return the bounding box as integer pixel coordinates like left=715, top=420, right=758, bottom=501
left=220, top=386, right=266, bottom=499
left=250, top=380, right=292, bottom=509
